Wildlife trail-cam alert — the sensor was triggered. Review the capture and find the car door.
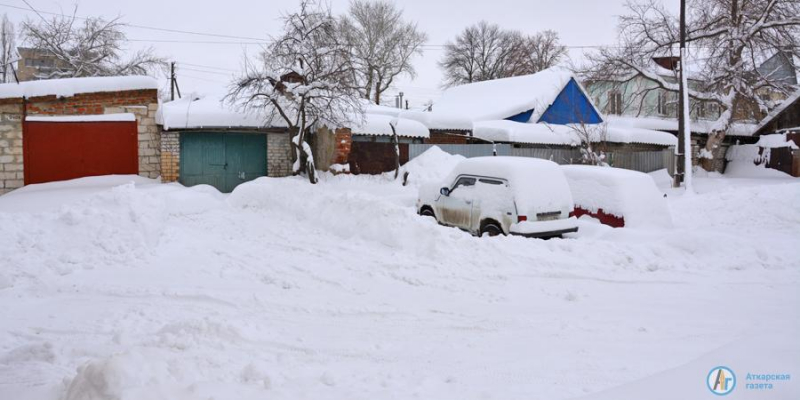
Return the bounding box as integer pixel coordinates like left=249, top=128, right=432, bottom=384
left=470, top=178, right=514, bottom=232
left=438, top=176, right=476, bottom=229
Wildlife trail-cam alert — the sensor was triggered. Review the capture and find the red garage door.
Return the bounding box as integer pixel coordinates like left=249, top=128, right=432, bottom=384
left=23, top=120, right=139, bottom=185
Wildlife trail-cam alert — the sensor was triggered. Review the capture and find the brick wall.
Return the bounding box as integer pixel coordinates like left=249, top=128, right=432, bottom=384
left=425, top=131, right=470, bottom=144
left=267, top=132, right=293, bottom=177
left=160, top=131, right=180, bottom=183
left=0, top=105, right=23, bottom=195
left=0, top=88, right=160, bottom=194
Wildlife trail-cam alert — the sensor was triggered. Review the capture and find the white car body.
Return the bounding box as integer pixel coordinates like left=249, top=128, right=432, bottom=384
left=417, top=157, right=578, bottom=238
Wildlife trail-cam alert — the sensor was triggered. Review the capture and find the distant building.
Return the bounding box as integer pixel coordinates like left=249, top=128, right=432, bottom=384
left=15, top=47, right=70, bottom=82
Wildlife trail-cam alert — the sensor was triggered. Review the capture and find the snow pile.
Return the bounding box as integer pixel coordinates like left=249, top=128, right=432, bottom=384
left=25, top=113, right=137, bottom=123
left=725, top=144, right=762, bottom=163
left=400, top=146, right=465, bottom=187
left=561, top=165, right=673, bottom=228
left=0, top=76, right=158, bottom=99
left=227, top=177, right=449, bottom=250
left=473, top=120, right=677, bottom=146
left=157, top=95, right=273, bottom=130
left=725, top=161, right=793, bottom=178
left=0, top=172, right=798, bottom=400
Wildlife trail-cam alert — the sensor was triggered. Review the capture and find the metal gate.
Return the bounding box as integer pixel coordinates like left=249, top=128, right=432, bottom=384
left=180, top=132, right=267, bottom=193
left=23, top=120, right=139, bottom=185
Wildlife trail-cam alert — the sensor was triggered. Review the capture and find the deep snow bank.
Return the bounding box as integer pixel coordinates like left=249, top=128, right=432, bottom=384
left=227, top=176, right=466, bottom=250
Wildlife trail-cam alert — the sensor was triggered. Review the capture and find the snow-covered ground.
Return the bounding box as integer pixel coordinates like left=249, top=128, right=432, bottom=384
left=0, top=157, right=798, bottom=400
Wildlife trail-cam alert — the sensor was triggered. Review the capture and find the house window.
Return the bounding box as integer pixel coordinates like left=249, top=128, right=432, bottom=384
left=697, top=101, right=706, bottom=119
left=607, top=91, right=623, bottom=115
left=707, top=102, right=720, bottom=119
left=657, top=91, right=671, bottom=116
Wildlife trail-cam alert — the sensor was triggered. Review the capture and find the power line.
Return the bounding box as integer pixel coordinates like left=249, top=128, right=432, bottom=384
left=177, top=62, right=238, bottom=72
left=1, top=2, right=266, bottom=41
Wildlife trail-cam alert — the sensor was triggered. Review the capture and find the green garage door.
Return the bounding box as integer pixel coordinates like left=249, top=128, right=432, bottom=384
left=180, top=132, right=267, bottom=193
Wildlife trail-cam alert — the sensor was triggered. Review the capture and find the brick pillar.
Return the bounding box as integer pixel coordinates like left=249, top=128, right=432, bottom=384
left=160, top=131, right=180, bottom=183
left=333, top=128, right=352, bottom=165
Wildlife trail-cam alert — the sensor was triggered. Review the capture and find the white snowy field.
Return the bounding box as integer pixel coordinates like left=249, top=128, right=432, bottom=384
left=0, top=159, right=798, bottom=400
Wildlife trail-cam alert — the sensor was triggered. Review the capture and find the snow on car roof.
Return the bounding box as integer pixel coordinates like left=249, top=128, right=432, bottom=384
left=560, top=165, right=673, bottom=228
left=0, top=75, right=158, bottom=99
left=447, top=156, right=561, bottom=182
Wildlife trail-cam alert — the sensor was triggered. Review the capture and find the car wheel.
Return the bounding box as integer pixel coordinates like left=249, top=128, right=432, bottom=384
left=480, top=222, right=503, bottom=237
left=420, top=207, right=435, bottom=218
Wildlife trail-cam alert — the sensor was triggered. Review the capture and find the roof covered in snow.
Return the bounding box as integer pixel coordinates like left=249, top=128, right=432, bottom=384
left=0, top=76, right=159, bottom=100
left=349, top=113, right=429, bottom=138
left=26, top=113, right=137, bottom=123
left=606, top=115, right=757, bottom=137
left=157, top=96, right=276, bottom=130
left=472, top=120, right=677, bottom=146
left=753, top=88, right=800, bottom=135
left=409, top=68, right=600, bottom=130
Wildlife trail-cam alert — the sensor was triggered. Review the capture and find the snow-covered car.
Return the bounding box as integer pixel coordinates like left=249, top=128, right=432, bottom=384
left=417, top=157, right=578, bottom=238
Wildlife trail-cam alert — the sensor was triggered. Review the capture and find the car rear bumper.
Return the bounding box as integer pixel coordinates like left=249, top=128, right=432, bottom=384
left=509, top=217, right=579, bottom=238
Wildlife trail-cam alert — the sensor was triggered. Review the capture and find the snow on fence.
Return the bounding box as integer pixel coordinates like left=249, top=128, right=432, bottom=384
left=408, top=144, right=673, bottom=173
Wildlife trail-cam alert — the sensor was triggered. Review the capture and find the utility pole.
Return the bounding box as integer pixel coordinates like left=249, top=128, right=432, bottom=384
left=169, top=62, right=182, bottom=101
left=170, top=62, right=176, bottom=101
left=673, top=0, right=687, bottom=188
left=679, top=0, right=693, bottom=191
left=399, top=92, right=404, bottom=110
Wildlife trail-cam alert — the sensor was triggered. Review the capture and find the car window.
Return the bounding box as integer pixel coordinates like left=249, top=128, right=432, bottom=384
left=478, top=178, right=505, bottom=186
left=451, top=177, right=476, bottom=192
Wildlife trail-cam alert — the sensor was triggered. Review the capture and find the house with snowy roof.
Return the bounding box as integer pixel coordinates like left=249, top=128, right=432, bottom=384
left=395, top=68, right=674, bottom=149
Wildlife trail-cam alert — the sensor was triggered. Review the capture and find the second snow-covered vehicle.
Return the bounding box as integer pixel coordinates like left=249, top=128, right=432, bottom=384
left=417, top=157, right=578, bottom=238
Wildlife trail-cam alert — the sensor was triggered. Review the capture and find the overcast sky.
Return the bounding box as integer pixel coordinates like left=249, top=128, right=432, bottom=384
left=3, top=0, right=677, bottom=106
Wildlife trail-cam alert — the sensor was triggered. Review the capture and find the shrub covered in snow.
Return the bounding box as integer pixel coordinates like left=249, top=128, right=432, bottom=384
left=561, top=165, right=672, bottom=229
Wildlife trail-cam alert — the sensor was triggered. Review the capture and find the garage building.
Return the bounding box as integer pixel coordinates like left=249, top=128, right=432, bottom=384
left=0, top=76, right=160, bottom=195
left=157, top=96, right=293, bottom=193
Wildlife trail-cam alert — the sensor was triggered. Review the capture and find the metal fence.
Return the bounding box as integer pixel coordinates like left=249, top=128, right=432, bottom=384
left=408, top=143, right=512, bottom=159
left=408, top=143, right=675, bottom=174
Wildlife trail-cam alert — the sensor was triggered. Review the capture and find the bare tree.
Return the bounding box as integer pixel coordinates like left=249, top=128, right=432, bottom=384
left=439, top=21, right=528, bottom=87
left=568, top=122, right=609, bottom=166
left=0, top=14, right=16, bottom=83
left=522, top=30, right=568, bottom=74
left=440, top=22, right=568, bottom=87
left=585, top=0, right=800, bottom=170
left=21, top=7, right=165, bottom=78
left=339, top=0, right=427, bottom=105
left=228, top=0, right=363, bottom=184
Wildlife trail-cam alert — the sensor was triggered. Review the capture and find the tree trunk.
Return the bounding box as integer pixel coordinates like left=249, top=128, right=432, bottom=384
left=390, top=122, right=400, bottom=179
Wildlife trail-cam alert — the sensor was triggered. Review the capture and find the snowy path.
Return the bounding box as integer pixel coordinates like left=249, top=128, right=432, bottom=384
left=0, top=173, right=798, bottom=400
